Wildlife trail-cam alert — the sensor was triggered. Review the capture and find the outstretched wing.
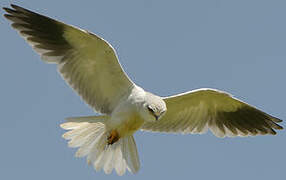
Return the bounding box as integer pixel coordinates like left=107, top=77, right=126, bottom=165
left=141, top=88, right=283, bottom=137
left=3, top=4, right=135, bottom=114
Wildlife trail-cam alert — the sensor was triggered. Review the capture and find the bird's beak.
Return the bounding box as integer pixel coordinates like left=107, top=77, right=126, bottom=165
left=155, top=115, right=159, bottom=121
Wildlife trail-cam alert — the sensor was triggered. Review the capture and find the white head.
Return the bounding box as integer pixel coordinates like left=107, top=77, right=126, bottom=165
left=140, top=92, right=167, bottom=122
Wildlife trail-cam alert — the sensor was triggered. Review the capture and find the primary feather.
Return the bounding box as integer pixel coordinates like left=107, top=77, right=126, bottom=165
left=142, top=88, right=283, bottom=137
left=3, top=4, right=134, bottom=114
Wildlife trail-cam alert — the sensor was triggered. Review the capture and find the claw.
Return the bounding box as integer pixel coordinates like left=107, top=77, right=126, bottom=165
left=107, top=130, right=119, bottom=145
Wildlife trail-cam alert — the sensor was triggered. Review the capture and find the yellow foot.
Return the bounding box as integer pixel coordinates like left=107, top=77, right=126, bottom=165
left=107, top=130, right=119, bottom=145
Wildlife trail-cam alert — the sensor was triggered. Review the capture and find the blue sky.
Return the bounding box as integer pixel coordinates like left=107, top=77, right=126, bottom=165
left=1, top=0, right=285, bottom=179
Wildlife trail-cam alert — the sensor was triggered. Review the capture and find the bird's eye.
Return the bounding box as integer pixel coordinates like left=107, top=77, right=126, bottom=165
left=147, top=106, right=154, bottom=113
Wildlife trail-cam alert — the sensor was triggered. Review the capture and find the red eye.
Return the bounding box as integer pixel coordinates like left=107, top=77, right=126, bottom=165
left=147, top=106, right=154, bottom=113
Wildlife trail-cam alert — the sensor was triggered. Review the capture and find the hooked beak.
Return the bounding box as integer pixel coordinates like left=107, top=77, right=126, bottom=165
left=155, top=115, right=159, bottom=121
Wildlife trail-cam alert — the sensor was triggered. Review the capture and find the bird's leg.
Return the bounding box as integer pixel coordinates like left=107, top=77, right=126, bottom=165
left=107, top=130, right=119, bottom=145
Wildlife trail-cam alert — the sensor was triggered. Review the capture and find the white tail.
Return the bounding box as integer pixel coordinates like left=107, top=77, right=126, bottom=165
left=60, top=116, right=140, bottom=175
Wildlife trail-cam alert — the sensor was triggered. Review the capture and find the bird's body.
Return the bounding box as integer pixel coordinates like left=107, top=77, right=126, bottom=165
left=105, top=86, right=148, bottom=139
left=3, top=4, right=283, bottom=176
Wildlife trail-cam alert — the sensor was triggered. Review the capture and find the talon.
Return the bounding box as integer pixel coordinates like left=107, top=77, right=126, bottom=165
left=107, top=130, right=119, bottom=145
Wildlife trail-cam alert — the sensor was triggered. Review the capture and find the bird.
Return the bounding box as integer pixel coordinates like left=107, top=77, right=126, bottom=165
left=3, top=4, right=283, bottom=176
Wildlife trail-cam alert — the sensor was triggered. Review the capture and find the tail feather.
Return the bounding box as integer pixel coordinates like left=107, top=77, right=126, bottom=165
left=103, top=145, right=115, bottom=174
left=125, top=136, right=140, bottom=173
left=114, top=141, right=127, bottom=175
left=62, top=123, right=90, bottom=139
left=75, top=129, right=103, bottom=157
left=91, top=133, right=109, bottom=171
left=75, top=126, right=106, bottom=158
left=86, top=128, right=107, bottom=165
left=61, top=116, right=140, bottom=175
left=68, top=126, right=98, bottom=148
left=60, top=121, right=89, bottom=130
left=65, top=115, right=108, bottom=123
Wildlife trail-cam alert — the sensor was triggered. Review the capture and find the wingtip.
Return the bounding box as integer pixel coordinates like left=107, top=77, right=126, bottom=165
left=2, top=7, right=11, bottom=18
left=270, top=115, right=283, bottom=123
left=270, top=129, right=277, bottom=135
left=3, top=14, right=10, bottom=20
left=3, top=6, right=16, bottom=13
left=3, top=4, right=18, bottom=17
left=9, top=4, right=30, bottom=13
left=10, top=4, right=19, bottom=9
left=2, top=7, right=9, bottom=12
left=2, top=4, right=17, bottom=11
left=276, top=118, right=283, bottom=123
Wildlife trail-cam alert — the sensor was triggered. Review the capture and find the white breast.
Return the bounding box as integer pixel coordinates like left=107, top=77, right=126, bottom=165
left=105, top=86, right=147, bottom=136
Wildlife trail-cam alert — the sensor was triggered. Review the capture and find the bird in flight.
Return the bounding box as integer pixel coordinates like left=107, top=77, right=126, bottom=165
left=3, top=4, right=283, bottom=176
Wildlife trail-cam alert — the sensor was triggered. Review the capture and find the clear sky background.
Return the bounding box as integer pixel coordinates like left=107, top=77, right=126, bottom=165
left=1, top=0, right=285, bottom=179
